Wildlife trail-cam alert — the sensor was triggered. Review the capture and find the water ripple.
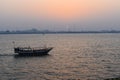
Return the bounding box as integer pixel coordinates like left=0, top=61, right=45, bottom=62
left=0, top=34, right=120, bottom=80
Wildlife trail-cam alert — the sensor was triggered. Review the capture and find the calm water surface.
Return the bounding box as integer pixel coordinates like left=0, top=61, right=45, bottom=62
left=0, top=34, right=120, bottom=80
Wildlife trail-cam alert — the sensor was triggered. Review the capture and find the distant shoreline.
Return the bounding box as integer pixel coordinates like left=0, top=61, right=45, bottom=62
left=1, top=28, right=120, bottom=34
left=0, top=31, right=120, bottom=34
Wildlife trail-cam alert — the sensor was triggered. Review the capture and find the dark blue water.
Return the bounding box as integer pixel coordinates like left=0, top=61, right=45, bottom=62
left=0, top=34, right=120, bottom=80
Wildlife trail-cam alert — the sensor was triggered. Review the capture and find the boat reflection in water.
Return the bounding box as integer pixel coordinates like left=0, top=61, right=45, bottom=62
left=14, top=46, right=53, bottom=56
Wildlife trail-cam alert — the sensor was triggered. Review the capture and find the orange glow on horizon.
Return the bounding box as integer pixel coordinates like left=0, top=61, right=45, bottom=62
left=1, top=0, right=120, bottom=21
left=22, top=0, right=104, bottom=20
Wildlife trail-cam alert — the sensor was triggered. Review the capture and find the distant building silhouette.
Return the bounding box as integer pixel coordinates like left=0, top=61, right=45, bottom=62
left=0, top=29, right=120, bottom=34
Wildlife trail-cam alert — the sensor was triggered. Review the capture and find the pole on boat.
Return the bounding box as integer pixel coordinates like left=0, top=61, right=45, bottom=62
left=12, top=41, right=15, bottom=48
left=42, top=33, right=47, bottom=48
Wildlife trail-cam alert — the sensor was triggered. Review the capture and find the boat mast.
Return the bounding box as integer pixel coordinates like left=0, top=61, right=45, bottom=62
left=42, top=33, right=47, bottom=48
left=12, top=41, right=16, bottom=48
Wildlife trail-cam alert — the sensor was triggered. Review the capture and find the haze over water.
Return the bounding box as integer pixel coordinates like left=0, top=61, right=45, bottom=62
left=0, top=0, right=120, bottom=31
left=0, top=0, right=120, bottom=80
left=0, top=34, right=120, bottom=80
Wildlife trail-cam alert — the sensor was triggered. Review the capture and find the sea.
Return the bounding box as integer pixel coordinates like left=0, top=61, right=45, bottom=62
left=0, top=34, right=120, bottom=80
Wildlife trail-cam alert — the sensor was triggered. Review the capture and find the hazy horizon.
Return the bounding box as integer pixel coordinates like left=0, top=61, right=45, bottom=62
left=0, top=0, right=120, bottom=31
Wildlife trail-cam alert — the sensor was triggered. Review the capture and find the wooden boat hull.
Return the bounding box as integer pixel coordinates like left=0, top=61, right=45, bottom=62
left=14, top=47, right=53, bottom=56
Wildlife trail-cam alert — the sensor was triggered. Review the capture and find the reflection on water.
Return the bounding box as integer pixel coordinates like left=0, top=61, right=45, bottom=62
left=14, top=54, right=51, bottom=58
left=0, top=34, right=120, bottom=80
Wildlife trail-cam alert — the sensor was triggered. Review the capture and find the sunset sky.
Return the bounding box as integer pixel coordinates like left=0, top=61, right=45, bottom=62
left=0, top=0, right=120, bottom=31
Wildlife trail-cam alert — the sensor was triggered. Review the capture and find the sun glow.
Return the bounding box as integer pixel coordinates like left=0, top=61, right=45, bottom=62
left=1, top=0, right=120, bottom=21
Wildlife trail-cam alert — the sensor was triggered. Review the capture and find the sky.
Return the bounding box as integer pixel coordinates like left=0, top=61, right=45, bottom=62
left=0, top=0, right=120, bottom=31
